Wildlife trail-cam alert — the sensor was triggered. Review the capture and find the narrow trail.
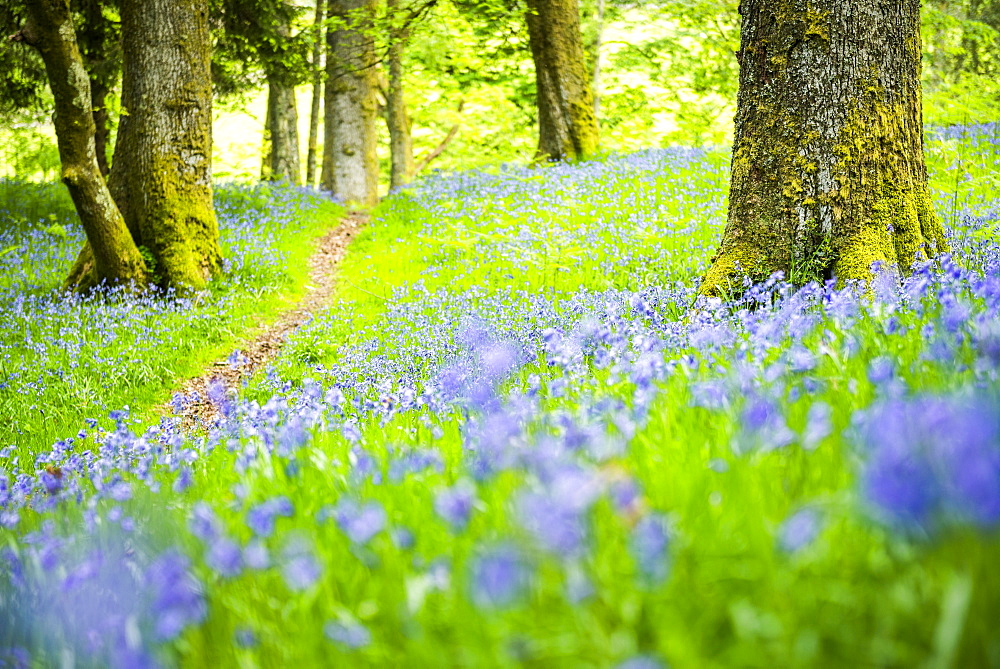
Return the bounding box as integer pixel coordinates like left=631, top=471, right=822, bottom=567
left=163, top=211, right=368, bottom=427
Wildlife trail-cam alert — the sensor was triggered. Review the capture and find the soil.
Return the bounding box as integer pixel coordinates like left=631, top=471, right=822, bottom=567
left=163, top=211, right=368, bottom=428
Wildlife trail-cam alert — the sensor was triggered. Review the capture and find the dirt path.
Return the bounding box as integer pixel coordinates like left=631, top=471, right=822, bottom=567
left=164, top=211, right=368, bottom=427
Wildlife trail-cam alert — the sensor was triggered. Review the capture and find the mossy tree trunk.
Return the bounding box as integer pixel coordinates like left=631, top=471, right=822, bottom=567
left=525, top=0, right=599, bottom=162
left=15, top=0, right=147, bottom=290
left=386, top=0, right=415, bottom=191
left=322, top=0, right=379, bottom=207
left=306, top=0, right=325, bottom=188
left=700, top=0, right=948, bottom=297
left=107, top=0, right=222, bottom=291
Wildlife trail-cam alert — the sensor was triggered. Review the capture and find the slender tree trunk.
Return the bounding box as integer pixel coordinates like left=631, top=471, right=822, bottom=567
left=264, top=13, right=301, bottom=185
left=90, top=79, right=111, bottom=177
left=306, top=0, right=325, bottom=188
left=75, top=0, right=116, bottom=177
left=109, top=0, right=222, bottom=291
left=700, top=0, right=948, bottom=297
left=261, top=95, right=272, bottom=181
left=525, top=0, right=599, bottom=162
left=14, top=0, right=147, bottom=290
left=592, top=0, right=605, bottom=120
left=386, top=0, right=415, bottom=190
left=323, top=0, right=380, bottom=206
left=266, top=74, right=301, bottom=184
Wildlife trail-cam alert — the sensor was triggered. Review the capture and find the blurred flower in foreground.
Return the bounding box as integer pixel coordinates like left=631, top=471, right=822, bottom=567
left=857, top=395, right=1000, bottom=531
left=434, top=481, right=477, bottom=532
left=328, top=499, right=387, bottom=545
left=777, top=507, right=823, bottom=553
left=470, top=544, right=530, bottom=609
left=246, top=496, right=294, bottom=538
left=631, top=513, right=670, bottom=584
left=324, top=620, right=371, bottom=650
left=616, top=655, right=666, bottom=669
left=281, top=537, right=321, bottom=591
left=145, top=549, right=206, bottom=641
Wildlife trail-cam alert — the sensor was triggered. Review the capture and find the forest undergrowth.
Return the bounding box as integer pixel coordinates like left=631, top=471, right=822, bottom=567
left=1, top=126, right=1000, bottom=667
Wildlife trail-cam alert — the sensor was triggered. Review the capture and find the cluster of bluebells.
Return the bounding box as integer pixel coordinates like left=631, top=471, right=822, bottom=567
left=1, top=138, right=999, bottom=664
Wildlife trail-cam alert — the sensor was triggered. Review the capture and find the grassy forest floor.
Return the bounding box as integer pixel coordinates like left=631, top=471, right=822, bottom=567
left=1, top=125, right=1000, bottom=667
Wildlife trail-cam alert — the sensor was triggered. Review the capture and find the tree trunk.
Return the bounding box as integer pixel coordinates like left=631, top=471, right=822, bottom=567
left=75, top=0, right=117, bottom=178
left=525, top=0, right=599, bottom=162
left=109, top=0, right=222, bottom=291
left=700, top=0, right=948, bottom=297
left=266, top=74, right=301, bottom=184
left=91, top=79, right=111, bottom=177
left=323, top=0, right=380, bottom=206
left=306, top=0, right=325, bottom=188
left=261, top=94, right=272, bottom=181
left=386, top=0, right=415, bottom=191
left=15, top=0, right=147, bottom=290
left=592, top=0, right=605, bottom=120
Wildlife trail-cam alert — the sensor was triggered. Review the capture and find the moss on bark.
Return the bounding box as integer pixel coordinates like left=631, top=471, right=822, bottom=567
left=700, top=0, right=945, bottom=298
left=526, top=0, right=599, bottom=162
left=17, top=0, right=147, bottom=291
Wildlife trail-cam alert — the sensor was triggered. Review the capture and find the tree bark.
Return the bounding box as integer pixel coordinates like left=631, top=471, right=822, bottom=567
left=525, top=0, right=599, bottom=162
left=14, top=0, right=147, bottom=290
left=263, top=11, right=301, bottom=185
left=700, top=0, right=948, bottom=297
left=75, top=0, right=117, bottom=177
left=306, top=0, right=325, bottom=188
left=386, top=0, right=415, bottom=191
left=592, top=0, right=605, bottom=120
left=109, top=0, right=222, bottom=291
left=266, top=73, right=301, bottom=184
left=322, top=0, right=380, bottom=206
left=90, top=79, right=111, bottom=177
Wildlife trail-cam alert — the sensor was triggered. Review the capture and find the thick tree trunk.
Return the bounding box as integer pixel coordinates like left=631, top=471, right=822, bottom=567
left=266, top=74, right=301, bottom=184
left=15, top=0, right=147, bottom=290
left=109, top=0, right=222, bottom=291
left=700, top=0, right=948, bottom=297
left=323, top=0, right=380, bottom=206
left=386, top=0, right=415, bottom=191
left=525, top=0, right=599, bottom=162
left=306, top=0, right=325, bottom=188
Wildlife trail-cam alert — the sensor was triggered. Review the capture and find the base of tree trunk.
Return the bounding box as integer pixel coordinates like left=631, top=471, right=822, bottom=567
left=699, top=0, right=949, bottom=299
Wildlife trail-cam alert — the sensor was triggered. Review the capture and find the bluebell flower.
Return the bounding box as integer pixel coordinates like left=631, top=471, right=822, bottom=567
left=631, top=513, right=670, bottom=584
left=206, top=537, right=243, bottom=578
left=434, top=481, right=477, bottom=532
left=332, top=499, right=386, bottom=545
left=777, top=508, right=823, bottom=553
left=246, top=496, right=294, bottom=538
left=324, top=620, right=371, bottom=650
left=145, top=549, right=206, bottom=641
left=470, top=544, right=530, bottom=609
left=281, top=538, right=321, bottom=591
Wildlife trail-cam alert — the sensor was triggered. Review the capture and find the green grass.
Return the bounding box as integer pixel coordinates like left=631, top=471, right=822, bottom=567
left=2, top=133, right=1000, bottom=667
left=0, top=182, right=344, bottom=454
